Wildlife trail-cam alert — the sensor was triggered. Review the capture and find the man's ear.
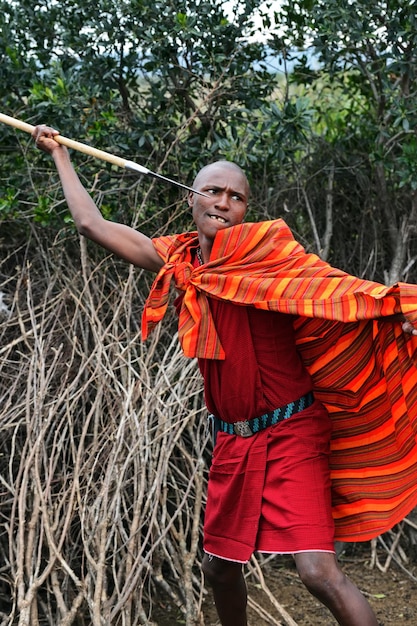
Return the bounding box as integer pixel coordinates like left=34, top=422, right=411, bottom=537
left=187, top=192, right=194, bottom=207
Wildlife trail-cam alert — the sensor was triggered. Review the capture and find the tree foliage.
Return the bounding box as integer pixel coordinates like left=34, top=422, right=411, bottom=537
left=1, top=0, right=275, bottom=233
left=2, top=0, right=416, bottom=280
left=266, top=0, right=417, bottom=281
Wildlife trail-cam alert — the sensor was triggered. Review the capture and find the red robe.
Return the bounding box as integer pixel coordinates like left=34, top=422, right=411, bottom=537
left=143, top=220, right=417, bottom=542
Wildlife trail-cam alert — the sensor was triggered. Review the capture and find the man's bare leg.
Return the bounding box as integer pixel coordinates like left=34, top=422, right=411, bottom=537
left=294, top=552, right=379, bottom=626
left=202, top=553, right=247, bottom=626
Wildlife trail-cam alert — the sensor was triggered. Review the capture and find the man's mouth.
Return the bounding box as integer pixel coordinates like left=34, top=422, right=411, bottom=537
left=208, top=214, right=227, bottom=224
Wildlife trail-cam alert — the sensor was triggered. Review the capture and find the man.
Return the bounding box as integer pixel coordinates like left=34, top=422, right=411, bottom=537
left=32, top=125, right=417, bottom=625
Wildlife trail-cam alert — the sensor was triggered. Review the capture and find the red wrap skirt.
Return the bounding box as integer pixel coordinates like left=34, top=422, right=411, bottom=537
left=203, top=401, right=336, bottom=563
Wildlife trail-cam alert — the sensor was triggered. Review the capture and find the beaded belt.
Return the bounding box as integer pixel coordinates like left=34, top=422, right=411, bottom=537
left=209, top=391, right=315, bottom=438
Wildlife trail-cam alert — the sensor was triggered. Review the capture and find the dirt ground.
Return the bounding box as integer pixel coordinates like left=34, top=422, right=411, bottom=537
left=156, top=543, right=417, bottom=625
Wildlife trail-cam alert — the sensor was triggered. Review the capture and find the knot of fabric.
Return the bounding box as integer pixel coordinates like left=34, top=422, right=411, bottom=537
left=174, top=261, right=193, bottom=291
left=178, top=286, right=225, bottom=359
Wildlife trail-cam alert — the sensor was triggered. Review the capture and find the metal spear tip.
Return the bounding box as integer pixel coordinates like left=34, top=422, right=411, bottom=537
left=124, top=161, right=209, bottom=197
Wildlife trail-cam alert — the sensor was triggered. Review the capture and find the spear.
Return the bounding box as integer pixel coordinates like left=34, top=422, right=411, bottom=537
left=0, top=112, right=208, bottom=196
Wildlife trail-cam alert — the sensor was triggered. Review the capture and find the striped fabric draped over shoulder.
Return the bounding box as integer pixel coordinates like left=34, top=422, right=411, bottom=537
left=143, top=219, right=417, bottom=541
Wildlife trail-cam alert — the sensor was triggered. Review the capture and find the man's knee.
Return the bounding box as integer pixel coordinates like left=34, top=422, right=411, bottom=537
left=202, top=553, right=243, bottom=588
left=294, top=552, right=345, bottom=596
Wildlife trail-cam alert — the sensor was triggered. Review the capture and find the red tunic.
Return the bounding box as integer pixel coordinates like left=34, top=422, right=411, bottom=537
left=198, top=299, right=335, bottom=562
left=198, top=300, right=312, bottom=420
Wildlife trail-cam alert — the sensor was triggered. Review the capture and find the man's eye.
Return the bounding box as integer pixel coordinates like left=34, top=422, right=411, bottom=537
left=232, top=195, right=243, bottom=201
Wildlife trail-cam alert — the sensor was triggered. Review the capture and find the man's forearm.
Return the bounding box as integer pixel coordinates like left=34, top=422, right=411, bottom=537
left=52, top=148, right=105, bottom=235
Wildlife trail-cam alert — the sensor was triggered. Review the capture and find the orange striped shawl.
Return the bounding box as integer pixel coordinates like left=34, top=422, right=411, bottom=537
left=143, top=219, right=417, bottom=541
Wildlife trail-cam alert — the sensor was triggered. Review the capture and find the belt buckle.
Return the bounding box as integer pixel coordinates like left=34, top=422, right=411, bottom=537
left=233, top=420, right=253, bottom=438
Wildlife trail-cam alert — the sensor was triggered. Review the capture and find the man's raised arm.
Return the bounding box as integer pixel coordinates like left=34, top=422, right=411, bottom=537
left=33, top=125, right=164, bottom=273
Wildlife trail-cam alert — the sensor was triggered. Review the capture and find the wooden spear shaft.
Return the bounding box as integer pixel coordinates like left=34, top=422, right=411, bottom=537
left=0, top=112, right=208, bottom=196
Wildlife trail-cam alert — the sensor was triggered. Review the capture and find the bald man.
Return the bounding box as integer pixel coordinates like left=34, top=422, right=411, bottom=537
left=33, top=124, right=384, bottom=626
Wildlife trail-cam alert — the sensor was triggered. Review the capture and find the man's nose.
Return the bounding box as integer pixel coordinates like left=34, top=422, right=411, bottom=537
left=215, top=192, right=230, bottom=209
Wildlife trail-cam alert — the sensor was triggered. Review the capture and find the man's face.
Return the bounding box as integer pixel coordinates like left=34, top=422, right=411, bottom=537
left=188, top=163, right=249, bottom=249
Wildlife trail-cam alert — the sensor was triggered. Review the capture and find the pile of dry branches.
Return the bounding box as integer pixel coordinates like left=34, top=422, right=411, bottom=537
left=0, top=233, right=210, bottom=625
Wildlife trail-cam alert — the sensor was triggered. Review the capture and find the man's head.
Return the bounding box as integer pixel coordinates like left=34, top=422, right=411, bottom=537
left=188, top=161, right=250, bottom=255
